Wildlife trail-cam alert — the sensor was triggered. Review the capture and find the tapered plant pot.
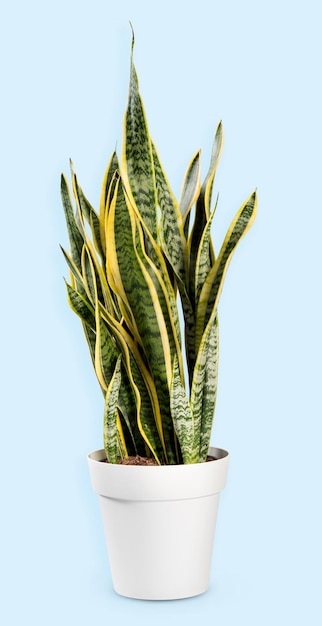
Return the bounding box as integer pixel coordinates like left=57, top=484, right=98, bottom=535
left=87, top=446, right=229, bottom=600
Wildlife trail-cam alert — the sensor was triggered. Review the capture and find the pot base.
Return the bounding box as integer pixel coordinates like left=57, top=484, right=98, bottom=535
left=99, top=492, right=220, bottom=600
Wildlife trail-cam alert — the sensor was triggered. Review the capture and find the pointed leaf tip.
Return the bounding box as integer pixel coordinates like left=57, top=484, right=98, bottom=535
left=129, top=21, right=135, bottom=52
left=69, top=158, right=75, bottom=174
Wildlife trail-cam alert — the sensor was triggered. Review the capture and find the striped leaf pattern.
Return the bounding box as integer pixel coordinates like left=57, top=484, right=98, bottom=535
left=188, top=122, right=223, bottom=306
left=61, top=35, right=257, bottom=464
left=195, top=191, right=257, bottom=350
left=170, top=356, right=195, bottom=464
left=190, top=314, right=219, bottom=462
left=122, top=38, right=158, bottom=240
left=100, top=305, right=167, bottom=463
left=61, top=174, right=84, bottom=273
left=103, top=356, right=122, bottom=463
left=194, top=197, right=218, bottom=305
left=152, top=142, right=186, bottom=281
left=200, top=121, right=223, bottom=218
left=72, top=172, right=105, bottom=262
left=106, top=179, right=178, bottom=463
left=65, top=281, right=95, bottom=329
left=99, top=151, right=119, bottom=260
left=180, top=150, right=201, bottom=239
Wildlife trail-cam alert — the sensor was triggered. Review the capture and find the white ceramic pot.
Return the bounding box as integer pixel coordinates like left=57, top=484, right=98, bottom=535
left=87, top=446, right=229, bottom=600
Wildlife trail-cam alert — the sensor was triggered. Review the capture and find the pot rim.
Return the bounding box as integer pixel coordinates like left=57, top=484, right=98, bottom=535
left=87, top=446, right=229, bottom=501
left=88, top=446, right=228, bottom=466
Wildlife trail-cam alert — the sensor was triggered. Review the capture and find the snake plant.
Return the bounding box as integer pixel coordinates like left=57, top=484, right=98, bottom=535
left=61, top=35, right=257, bottom=465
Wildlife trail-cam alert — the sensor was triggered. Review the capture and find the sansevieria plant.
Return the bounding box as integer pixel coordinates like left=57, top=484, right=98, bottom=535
left=61, top=34, right=257, bottom=466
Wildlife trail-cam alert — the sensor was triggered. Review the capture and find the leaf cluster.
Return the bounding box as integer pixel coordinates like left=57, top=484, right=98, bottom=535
left=61, top=39, right=257, bottom=464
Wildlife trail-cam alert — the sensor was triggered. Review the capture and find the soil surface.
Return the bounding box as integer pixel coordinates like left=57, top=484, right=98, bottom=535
left=103, top=455, right=216, bottom=465
left=117, top=456, right=158, bottom=466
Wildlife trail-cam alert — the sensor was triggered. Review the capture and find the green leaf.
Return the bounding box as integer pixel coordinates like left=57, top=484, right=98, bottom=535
left=98, top=302, right=159, bottom=459
left=175, top=274, right=196, bottom=385
left=60, top=244, right=86, bottom=294
left=100, top=151, right=119, bottom=217
left=65, top=281, right=95, bottom=329
left=179, top=150, right=201, bottom=238
left=200, top=120, right=223, bottom=218
left=61, top=39, right=257, bottom=467
left=81, top=322, right=97, bottom=377
left=188, top=122, right=223, bottom=304
left=61, top=174, right=84, bottom=272
left=95, top=303, right=119, bottom=392
left=72, top=172, right=105, bottom=261
left=195, top=190, right=257, bottom=349
left=81, top=245, right=97, bottom=305
left=170, top=356, right=195, bottom=464
left=129, top=205, right=182, bottom=348
left=86, top=242, right=149, bottom=458
left=194, top=195, right=218, bottom=305
left=106, top=179, right=179, bottom=462
left=190, top=313, right=219, bottom=462
left=122, top=42, right=158, bottom=239
left=99, top=151, right=119, bottom=256
left=135, top=212, right=183, bottom=379
left=117, top=360, right=146, bottom=458
left=104, top=356, right=122, bottom=463
left=100, top=305, right=167, bottom=464
left=125, top=344, right=165, bottom=463
left=152, top=142, right=186, bottom=280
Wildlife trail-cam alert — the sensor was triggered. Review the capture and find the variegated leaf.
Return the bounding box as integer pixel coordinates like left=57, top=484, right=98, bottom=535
left=122, top=37, right=158, bottom=240
left=86, top=241, right=148, bottom=457
left=81, top=322, right=97, bottom=376
left=152, top=142, right=186, bottom=280
left=200, top=120, right=223, bottom=218
left=188, top=122, right=223, bottom=304
left=95, top=305, right=147, bottom=458
left=135, top=213, right=184, bottom=382
left=175, top=273, right=196, bottom=385
left=61, top=174, right=84, bottom=272
left=65, top=281, right=95, bottom=329
left=100, top=151, right=119, bottom=218
left=81, top=245, right=96, bottom=305
left=170, top=356, right=195, bottom=464
left=61, top=37, right=257, bottom=467
left=116, top=414, right=128, bottom=460
left=100, top=305, right=167, bottom=464
left=106, top=179, right=178, bottom=462
left=72, top=172, right=104, bottom=261
left=179, top=150, right=201, bottom=238
left=195, top=190, right=257, bottom=349
left=99, top=151, right=119, bottom=255
left=104, top=356, right=122, bottom=463
left=194, top=195, right=218, bottom=305
left=60, top=245, right=86, bottom=294
left=95, top=304, right=119, bottom=392
left=190, top=313, right=219, bottom=462
left=117, top=361, right=146, bottom=458
left=124, top=191, right=182, bottom=347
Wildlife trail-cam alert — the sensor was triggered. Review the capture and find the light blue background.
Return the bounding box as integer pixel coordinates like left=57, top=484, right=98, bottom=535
left=1, top=0, right=321, bottom=623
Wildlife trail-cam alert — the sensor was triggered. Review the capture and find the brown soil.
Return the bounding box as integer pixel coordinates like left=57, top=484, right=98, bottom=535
left=117, top=455, right=158, bottom=466
left=103, top=455, right=216, bottom=466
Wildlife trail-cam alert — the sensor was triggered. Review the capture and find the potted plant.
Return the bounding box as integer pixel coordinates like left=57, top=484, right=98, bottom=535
left=61, top=31, right=257, bottom=600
